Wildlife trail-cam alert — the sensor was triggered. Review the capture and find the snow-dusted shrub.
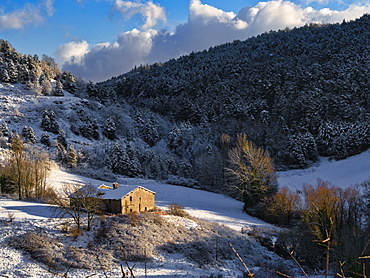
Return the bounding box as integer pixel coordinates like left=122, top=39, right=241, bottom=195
left=7, top=232, right=65, bottom=269
left=94, top=212, right=279, bottom=271
left=65, top=246, right=115, bottom=270
left=7, top=231, right=117, bottom=271
left=95, top=213, right=184, bottom=262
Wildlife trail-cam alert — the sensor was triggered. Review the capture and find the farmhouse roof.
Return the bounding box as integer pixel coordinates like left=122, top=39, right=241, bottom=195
left=75, top=184, right=156, bottom=200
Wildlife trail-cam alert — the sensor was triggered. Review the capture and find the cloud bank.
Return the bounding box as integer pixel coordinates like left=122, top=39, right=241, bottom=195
left=60, top=0, right=370, bottom=82
left=0, top=0, right=55, bottom=30
left=112, top=0, right=166, bottom=29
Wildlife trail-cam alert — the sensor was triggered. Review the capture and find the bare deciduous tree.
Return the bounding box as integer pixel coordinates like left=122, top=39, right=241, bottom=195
left=226, top=133, right=277, bottom=209
left=49, top=183, right=104, bottom=231
left=5, top=135, right=51, bottom=199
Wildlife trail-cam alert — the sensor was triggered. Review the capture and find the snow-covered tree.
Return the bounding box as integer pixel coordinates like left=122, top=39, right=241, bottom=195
left=103, top=117, right=117, bottom=140
left=56, top=129, right=67, bottom=149
left=21, top=126, right=37, bottom=144
left=105, top=141, right=142, bottom=177
left=143, top=115, right=160, bottom=146
left=80, top=117, right=100, bottom=140
left=52, top=79, right=64, bottom=96
left=60, top=71, right=77, bottom=93
left=0, top=67, right=10, bottom=82
left=227, top=134, right=277, bottom=209
left=40, top=77, right=53, bottom=96
left=0, top=122, right=9, bottom=137
left=41, top=109, right=59, bottom=134
left=67, top=144, right=77, bottom=168
left=40, top=132, right=50, bottom=147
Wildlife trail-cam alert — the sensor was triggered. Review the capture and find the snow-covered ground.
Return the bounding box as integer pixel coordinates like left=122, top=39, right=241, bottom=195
left=277, top=150, right=370, bottom=191
left=1, top=82, right=370, bottom=277
left=1, top=150, right=369, bottom=277
left=48, top=168, right=270, bottom=230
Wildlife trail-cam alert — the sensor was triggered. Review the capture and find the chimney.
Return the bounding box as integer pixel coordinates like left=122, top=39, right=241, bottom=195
left=113, top=182, right=118, bottom=189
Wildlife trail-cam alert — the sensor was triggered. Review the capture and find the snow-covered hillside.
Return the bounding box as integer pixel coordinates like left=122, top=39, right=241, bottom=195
left=1, top=149, right=370, bottom=277
left=277, top=150, right=370, bottom=191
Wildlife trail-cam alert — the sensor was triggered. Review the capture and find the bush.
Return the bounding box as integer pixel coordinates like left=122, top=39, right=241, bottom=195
left=168, top=203, right=189, bottom=217
left=7, top=231, right=117, bottom=271
left=7, top=232, right=65, bottom=269
left=264, top=187, right=301, bottom=226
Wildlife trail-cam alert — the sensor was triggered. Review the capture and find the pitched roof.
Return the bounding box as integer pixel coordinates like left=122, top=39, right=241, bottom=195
left=75, top=184, right=155, bottom=200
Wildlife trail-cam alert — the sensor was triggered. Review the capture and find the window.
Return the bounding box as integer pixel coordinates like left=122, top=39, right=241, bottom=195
left=129, top=196, right=132, bottom=201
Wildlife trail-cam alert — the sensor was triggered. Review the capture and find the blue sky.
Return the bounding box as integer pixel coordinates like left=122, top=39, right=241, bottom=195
left=1, top=0, right=370, bottom=81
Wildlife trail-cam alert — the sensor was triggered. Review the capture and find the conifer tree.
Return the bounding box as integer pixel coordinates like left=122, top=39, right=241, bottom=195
left=40, top=132, right=50, bottom=147
left=41, top=109, right=59, bottom=133
left=21, top=126, right=37, bottom=144
left=52, top=79, right=64, bottom=96
left=0, top=122, right=9, bottom=137
left=103, top=117, right=117, bottom=140
left=68, top=144, right=77, bottom=168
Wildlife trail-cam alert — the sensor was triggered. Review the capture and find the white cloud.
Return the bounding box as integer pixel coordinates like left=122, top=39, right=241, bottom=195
left=60, top=0, right=370, bottom=82
left=0, top=0, right=55, bottom=30
left=55, top=40, right=90, bottom=66
left=113, top=0, right=166, bottom=29
left=60, top=29, right=157, bottom=81
left=43, top=0, right=56, bottom=17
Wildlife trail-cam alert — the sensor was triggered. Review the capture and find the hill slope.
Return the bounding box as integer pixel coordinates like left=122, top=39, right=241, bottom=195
left=98, top=14, right=370, bottom=169
left=1, top=15, right=370, bottom=199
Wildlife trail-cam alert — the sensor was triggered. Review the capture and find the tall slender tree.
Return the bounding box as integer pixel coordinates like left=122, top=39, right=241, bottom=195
left=227, top=134, right=277, bottom=209
left=9, top=134, right=26, bottom=200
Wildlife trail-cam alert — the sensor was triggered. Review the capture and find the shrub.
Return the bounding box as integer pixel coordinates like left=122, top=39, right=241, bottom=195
left=168, top=203, right=189, bottom=217
left=265, top=187, right=301, bottom=226
left=7, top=232, right=65, bottom=269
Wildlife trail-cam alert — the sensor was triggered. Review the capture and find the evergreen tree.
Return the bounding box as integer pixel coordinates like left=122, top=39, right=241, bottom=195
left=7, top=60, right=18, bottom=83
left=105, top=142, right=142, bottom=177
left=56, top=129, right=67, bottom=149
left=103, top=117, right=117, bottom=140
left=41, top=109, right=59, bottom=133
left=68, top=144, right=77, bottom=168
left=40, top=132, right=50, bottom=147
left=105, top=142, right=126, bottom=174
left=52, top=79, right=64, bottom=96
left=143, top=115, right=159, bottom=146
left=60, top=71, right=77, bottom=93
left=80, top=117, right=100, bottom=140
left=86, top=81, right=99, bottom=99
left=0, top=67, right=10, bottom=82
left=0, top=122, right=9, bottom=137
left=21, top=126, right=37, bottom=144
left=126, top=143, right=142, bottom=177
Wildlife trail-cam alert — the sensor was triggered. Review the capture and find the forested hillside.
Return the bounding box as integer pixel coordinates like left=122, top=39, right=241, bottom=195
left=96, top=14, right=370, bottom=170
left=1, top=15, right=370, bottom=198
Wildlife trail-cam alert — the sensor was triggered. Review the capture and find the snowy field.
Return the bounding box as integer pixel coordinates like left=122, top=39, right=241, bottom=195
left=1, top=150, right=370, bottom=277
left=277, top=149, right=370, bottom=191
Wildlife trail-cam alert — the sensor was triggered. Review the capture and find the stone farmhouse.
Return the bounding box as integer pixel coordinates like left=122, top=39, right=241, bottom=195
left=73, top=183, right=156, bottom=214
